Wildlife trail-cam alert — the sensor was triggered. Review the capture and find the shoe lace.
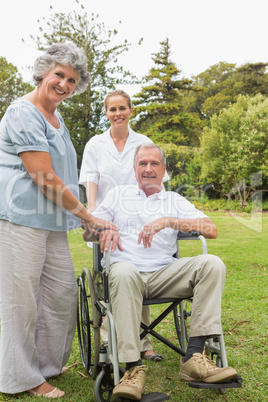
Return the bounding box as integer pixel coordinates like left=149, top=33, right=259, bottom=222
left=119, top=365, right=147, bottom=386
left=200, top=351, right=217, bottom=370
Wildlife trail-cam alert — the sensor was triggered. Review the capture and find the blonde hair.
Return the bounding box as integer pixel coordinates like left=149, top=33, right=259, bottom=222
left=104, top=89, right=132, bottom=110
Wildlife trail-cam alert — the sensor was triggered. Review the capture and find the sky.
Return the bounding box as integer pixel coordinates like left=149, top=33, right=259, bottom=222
left=1, top=0, right=267, bottom=96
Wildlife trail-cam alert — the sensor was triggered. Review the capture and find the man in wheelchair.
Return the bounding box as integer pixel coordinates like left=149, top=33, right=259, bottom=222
left=84, top=143, right=237, bottom=400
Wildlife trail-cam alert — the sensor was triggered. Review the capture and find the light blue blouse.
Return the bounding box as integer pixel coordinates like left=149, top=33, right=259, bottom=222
left=0, top=100, right=81, bottom=231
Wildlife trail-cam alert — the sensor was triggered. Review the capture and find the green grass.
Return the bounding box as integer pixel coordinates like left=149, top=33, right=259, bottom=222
left=1, top=212, right=267, bottom=401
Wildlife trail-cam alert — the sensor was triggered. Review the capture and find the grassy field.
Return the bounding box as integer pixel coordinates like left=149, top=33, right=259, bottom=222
left=1, top=211, right=267, bottom=401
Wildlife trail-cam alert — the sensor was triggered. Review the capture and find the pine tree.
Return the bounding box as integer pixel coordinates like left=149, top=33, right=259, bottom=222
left=131, top=38, right=202, bottom=188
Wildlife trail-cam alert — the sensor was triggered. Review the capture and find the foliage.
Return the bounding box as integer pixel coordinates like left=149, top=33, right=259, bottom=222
left=0, top=57, right=33, bottom=120
left=131, top=38, right=201, bottom=146
left=162, top=144, right=195, bottom=190
left=181, top=150, right=204, bottom=198
left=186, top=61, right=237, bottom=119
left=234, top=62, right=268, bottom=97
left=30, top=0, right=142, bottom=168
left=200, top=94, right=268, bottom=206
left=188, top=61, right=268, bottom=119
left=130, top=38, right=202, bottom=188
left=189, top=196, right=268, bottom=213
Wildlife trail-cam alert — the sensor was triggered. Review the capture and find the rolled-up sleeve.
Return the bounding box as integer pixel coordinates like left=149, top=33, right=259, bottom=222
left=174, top=194, right=208, bottom=219
left=79, top=138, right=99, bottom=186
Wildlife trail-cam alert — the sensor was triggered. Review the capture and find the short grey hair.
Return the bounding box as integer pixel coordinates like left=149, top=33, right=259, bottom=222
left=133, top=143, right=166, bottom=166
left=33, top=42, right=90, bottom=94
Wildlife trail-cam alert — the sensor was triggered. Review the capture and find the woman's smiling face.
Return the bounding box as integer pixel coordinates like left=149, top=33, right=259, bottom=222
left=39, top=64, right=79, bottom=105
left=105, top=95, right=133, bottom=129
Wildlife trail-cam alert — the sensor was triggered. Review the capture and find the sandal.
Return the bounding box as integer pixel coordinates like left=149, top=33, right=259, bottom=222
left=141, top=352, right=163, bottom=362
left=27, top=387, right=65, bottom=398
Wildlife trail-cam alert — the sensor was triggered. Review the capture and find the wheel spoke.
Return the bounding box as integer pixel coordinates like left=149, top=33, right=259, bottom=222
left=77, top=268, right=101, bottom=379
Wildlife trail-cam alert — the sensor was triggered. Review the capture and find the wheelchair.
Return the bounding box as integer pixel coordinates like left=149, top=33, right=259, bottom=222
left=77, top=231, right=242, bottom=401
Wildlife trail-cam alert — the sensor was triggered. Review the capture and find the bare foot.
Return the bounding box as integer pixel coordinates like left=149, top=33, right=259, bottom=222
left=144, top=350, right=156, bottom=356
left=142, top=350, right=163, bottom=362
left=30, top=381, right=56, bottom=394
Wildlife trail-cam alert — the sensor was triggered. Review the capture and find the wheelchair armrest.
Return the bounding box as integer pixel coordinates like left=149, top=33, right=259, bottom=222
left=177, top=230, right=201, bottom=239
left=93, top=242, right=104, bottom=272
left=177, top=231, right=208, bottom=255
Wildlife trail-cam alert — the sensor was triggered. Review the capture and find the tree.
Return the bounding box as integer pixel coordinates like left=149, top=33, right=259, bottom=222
left=130, top=38, right=202, bottom=187
left=188, top=62, right=268, bottom=119
left=29, top=0, right=141, bottom=168
left=200, top=94, right=268, bottom=206
left=234, top=62, right=268, bottom=97
left=188, top=62, right=236, bottom=119
left=0, top=57, right=33, bottom=120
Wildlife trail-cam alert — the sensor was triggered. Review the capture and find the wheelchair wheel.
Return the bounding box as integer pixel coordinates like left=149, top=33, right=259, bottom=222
left=94, top=365, right=125, bottom=402
left=77, top=268, right=101, bottom=379
left=173, top=299, right=192, bottom=352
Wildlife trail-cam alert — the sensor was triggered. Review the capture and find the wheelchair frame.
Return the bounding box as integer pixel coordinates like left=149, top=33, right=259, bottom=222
left=77, top=231, right=242, bottom=401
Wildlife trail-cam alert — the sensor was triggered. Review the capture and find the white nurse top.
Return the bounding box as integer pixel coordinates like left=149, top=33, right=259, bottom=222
left=79, top=127, right=169, bottom=207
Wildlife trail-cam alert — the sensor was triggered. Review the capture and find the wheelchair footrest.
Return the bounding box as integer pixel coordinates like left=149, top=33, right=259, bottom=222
left=188, top=375, right=243, bottom=389
left=116, top=392, right=169, bottom=401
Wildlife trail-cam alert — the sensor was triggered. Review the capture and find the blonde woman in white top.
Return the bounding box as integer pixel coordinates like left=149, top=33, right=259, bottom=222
left=80, top=89, right=169, bottom=361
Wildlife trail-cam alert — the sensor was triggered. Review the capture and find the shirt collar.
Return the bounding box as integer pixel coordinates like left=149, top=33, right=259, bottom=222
left=100, top=127, right=134, bottom=140
left=135, top=185, right=167, bottom=199
left=128, top=127, right=138, bottom=142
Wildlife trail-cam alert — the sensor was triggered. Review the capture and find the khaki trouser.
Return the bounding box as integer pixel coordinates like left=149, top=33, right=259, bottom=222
left=0, top=220, right=77, bottom=394
left=100, top=306, right=153, bottom=351
left=109, top=254, right=226, bottom=363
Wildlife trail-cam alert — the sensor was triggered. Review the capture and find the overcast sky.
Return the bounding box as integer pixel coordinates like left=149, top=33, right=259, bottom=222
left=1, top=0, right=267, bottom=95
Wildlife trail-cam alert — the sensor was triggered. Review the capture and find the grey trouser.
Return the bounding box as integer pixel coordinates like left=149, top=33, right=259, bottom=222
left=0, top=220, right=77, bottom=394
left=109, top=254, right=226, bottom=363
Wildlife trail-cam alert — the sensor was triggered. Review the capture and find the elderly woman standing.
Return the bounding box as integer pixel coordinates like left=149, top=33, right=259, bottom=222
left=0, top=42, right=116, bottom=398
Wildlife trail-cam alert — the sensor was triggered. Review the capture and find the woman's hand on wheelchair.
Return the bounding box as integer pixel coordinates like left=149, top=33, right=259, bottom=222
left=81, top=216, right=119, bottom=242
left=99, top=228, right=124, bottom=253
left=86, top=215, right=119, bottom=233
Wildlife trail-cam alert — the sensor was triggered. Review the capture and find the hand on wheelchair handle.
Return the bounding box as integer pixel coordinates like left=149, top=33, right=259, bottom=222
left=81, top=217, right=119, bottom=241
left=81, top=219, right=94, bottom=240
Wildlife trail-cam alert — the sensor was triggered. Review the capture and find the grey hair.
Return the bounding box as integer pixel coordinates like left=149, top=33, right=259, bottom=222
left=33, top=42, right=90, bottom=94
left=133, top=143, right=166, bottom=166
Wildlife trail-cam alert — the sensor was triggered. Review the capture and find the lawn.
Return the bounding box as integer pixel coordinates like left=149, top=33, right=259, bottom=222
left=1, top=211, right=267, bottom=401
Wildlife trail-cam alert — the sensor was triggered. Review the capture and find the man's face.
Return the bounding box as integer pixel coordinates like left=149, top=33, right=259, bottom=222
left=134, top=147, right=166, bottom=196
